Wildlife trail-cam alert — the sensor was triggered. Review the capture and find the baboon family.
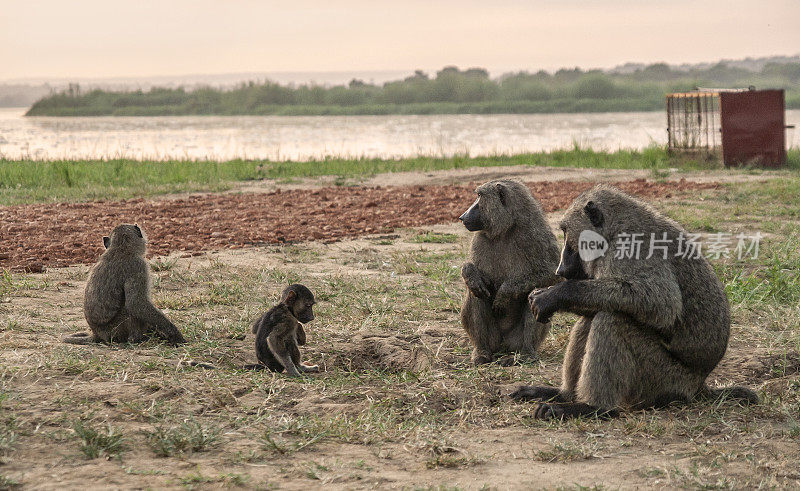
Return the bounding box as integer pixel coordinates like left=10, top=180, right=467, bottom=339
left=64, top=180, right=758, bottom=420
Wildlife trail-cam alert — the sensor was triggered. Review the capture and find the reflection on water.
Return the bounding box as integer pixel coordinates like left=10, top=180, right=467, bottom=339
left=0, top=108, right=797, bottom=161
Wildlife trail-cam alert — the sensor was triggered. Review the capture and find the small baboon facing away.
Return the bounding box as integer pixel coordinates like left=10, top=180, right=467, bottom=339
left=512, top=185, right=758, bottom=419
left=249, top=284, right=320, bottom=377
left=459, top=179, right=561, bottom=365
left=64, top=224, right=187, bottom=346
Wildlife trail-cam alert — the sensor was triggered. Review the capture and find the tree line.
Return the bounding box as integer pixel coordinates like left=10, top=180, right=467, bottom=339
left=26, top=62, right=800, bottom=116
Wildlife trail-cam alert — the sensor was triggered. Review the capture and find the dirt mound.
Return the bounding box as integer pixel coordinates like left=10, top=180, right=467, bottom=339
left=0, top=178, right=719, bottom=270
left=330, top=333, right=433, bottom=372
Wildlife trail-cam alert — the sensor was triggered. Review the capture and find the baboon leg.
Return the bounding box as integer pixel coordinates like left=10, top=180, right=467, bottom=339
left=288, top=339, right=318, bottom=373
left=521, top=310, right=549, bottom=359
left=124, top=313, right=148, bottom=343
left=254, top=328, right=284, bottom=372
left=462, top=297, right=497, bottom=365
left=573, top=312, right=639, bottom=412
left=560, top=316, right=593, bottom=400
left=536, top=312, right=701, bottom=419
left=267, top=332, right=301, bottom=377
left=510, top=316, right=591, bottom=403
left=110, top=312, right=148, bottom=344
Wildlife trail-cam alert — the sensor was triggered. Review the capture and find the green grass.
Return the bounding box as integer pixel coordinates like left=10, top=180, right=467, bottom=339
left=0, top=147, right=713, bottom=205
left=143, top=419, right=221, bottom=457
left=72, top=420, right=125, bottom=459
left=2, top=147, right=798, bottom=206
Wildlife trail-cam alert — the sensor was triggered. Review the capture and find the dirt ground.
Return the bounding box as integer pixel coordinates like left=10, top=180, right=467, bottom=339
left=0, top=166, right=798, bottom=490
left=0, top=177, right=717, bottom=271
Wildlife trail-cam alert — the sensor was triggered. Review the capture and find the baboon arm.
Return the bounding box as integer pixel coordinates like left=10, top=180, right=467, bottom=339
left=462, top=262, right=493, bottom=299
left=267, top=331, right=301, bottom=377
left=123, top=278, right=186, bottom=344
left=547, top=274, right=682, bottom=334
left=492, top=277, right=535, bottom=313
left=295, top=324, right=307, bottom=346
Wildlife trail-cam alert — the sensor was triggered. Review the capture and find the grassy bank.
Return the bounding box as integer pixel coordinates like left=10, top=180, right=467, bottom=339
left=2, top=147, right=799, bottom=205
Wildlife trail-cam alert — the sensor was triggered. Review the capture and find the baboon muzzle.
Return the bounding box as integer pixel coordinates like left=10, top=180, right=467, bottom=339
left=459, top=200, right=484, bottom=231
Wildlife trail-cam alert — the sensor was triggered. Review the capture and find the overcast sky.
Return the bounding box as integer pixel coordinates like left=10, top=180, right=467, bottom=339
left=2, top=0, right=799, bottom=80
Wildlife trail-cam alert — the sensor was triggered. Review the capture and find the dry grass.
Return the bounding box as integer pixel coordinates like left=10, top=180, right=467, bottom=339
left=0, top=178, right=798, bottom=488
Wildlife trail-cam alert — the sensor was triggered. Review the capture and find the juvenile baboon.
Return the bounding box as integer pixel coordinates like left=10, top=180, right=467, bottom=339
left=249, top=284, right=320, bottom=377
left=459, top=179, right=560, bottom=365
left=511, top=185, right=758, bottom=418
left=63, top=224, right=187, bottom=346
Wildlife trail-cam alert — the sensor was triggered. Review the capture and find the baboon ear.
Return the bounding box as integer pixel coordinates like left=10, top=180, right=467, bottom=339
left=496, top=182, right=507, bottom=206
left=584, top=201, right=604, bottom=228
left=284, top=289, right=297, bottom=304
left=133, top=224, right=143, bottom=237
left=103, top=236, right=110, bottom=249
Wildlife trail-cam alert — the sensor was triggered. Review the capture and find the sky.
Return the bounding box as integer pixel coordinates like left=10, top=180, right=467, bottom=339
left=2, top=0, right=799, bottom=81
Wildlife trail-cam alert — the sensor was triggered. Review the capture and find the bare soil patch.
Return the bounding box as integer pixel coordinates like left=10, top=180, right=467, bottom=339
left=0, top=178, right=718, bottom=271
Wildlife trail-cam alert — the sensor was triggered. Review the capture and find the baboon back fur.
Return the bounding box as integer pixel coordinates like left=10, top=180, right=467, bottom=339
left=65, top=224, right=186, bottom=345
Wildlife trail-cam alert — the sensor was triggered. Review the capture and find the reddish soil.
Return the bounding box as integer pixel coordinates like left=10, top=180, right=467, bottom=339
left=0, top=179, right=719, bottom=271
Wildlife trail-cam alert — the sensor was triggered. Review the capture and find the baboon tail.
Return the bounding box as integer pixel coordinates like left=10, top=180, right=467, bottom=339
left=62, top=332, right=96, bottom=345
left=698, top=384, right=759, bottom=405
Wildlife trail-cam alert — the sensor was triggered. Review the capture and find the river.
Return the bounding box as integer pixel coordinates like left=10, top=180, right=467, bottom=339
left=0, top=108, right=797, bottom=161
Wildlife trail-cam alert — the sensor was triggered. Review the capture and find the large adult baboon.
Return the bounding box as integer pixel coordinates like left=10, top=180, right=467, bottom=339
left=63, top=224, right=186, bottom=346
left=512, top=185, right=758, bottom=418
left=459, top=179, right=560, bottom=365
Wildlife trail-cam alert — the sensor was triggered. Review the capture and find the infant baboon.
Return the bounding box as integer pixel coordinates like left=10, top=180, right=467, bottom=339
left=63, top=224, right=186, bottom=346
left=459, top=179, right=560, bottom=365
left=512, top=185, right=758, bottom=419
left=250, top=284, right=320, bottom=377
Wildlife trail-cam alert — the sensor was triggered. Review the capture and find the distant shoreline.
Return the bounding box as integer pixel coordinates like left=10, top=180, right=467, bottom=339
left=25, top=63, right=800, bottom=117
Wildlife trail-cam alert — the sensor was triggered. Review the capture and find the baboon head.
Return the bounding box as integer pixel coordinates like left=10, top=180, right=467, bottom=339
left=104, top=223, right=147, bottom=256
left=557, top=187, right=613, bottom=280
left=281, top=283, right=315, bottom=324
left=459, top=179, right=526, bottom=238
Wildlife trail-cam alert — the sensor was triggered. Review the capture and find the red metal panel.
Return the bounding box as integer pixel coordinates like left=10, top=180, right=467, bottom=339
left=719, top=90, right=786, bottom=168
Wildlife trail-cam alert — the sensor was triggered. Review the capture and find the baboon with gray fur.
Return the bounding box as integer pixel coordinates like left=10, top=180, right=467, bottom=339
left=512, top=185, right=758, bottom=418
left=63, top=224, right=186, bottom=346
left=249, top=284, right=320, bottom=377
left=459, top=179, right=560, bottom=365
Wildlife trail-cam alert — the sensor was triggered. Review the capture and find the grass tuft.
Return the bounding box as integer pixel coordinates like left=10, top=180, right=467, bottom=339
left=143, top=419, right=221, bottom=457
left=72, top=420, right=125, bottom=459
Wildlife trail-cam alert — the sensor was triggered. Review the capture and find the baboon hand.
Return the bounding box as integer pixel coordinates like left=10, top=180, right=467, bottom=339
left=169, top=333, right=188, bottom=346
left=533, top=402, right=562, bottom=420
left=529, top=287, right=560, bottom=324
left=509, top=385, right=562, bottom=402
left=491, top=290, right=512, bottom=315
left=462, top=264, right=492, bottom=300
